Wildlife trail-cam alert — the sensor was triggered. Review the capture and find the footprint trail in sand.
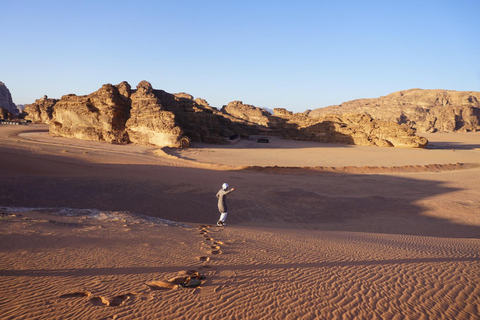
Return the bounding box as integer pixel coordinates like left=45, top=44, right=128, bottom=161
left=3, top=210, right=478, bottom=320
left=58, top=224, right=232, bottom=312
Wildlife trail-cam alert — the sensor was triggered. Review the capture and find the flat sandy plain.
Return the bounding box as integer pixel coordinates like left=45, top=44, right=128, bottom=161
left=0, top=124, right=479, bottom=320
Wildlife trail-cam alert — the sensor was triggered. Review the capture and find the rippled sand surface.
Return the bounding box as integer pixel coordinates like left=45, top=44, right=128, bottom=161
left=1, top=125, right=479, bottom=319
left=1, top=211, right=479, bottom=320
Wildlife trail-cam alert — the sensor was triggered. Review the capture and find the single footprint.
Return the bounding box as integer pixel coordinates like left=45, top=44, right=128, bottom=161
left=211, top=245, right=220, bottom=250
left=109, top=293, right=137, bottom=307
left=211, top=250, right=222, bottom=255
left=168, top=276, right=188, bottom=284
left=198, top=226, right=209, bottom=234
left=199, top=256, right=210, bottom=262
left=146, top=281, right=176, bottom=290
left=213, top=241, right=225, bottom=245
left=147, top=270, right=196, bottom=290
left=90, top=296, right=110, bottom=306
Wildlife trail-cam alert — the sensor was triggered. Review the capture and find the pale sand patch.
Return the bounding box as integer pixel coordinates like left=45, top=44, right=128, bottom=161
left=166, top=133, right=480, bottom=168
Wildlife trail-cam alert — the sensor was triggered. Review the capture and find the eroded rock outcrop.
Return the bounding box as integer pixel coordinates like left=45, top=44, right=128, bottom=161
left=271, top=109, right=427, bottom=148
left=30, top=81, right=427, bottom=148
left=308, top=89, right=480, bottom=133
left=125, top=81, right=190, bottom=148
left=50, top=83, right=130, bottom=143
left=0, top=82, right=19, bottom=116
left=221, top=101, right=271, bottom=127
left=0, top=107, right=14, bottom=120
left=151, top=89, right=238, bottom=144
left=24, top=96, right=58, bottom=124
left=46, top=81, right=249, bottom=148
left=127, top=88, right=264, bottom=145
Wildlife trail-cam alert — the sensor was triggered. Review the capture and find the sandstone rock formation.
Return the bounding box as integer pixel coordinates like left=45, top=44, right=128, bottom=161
left=47, top=81, right=242, bottom=147
left=308, top=89, right=480, bottom=133
left=28, top=81, right=427, bottom=148
left=271, top=109, right=427, bottom=148
left=221, top=101, right=271, bottom=127
left=0, top=82, right=19, bottom=116
left=149, top=89, right=238, bottom=144
left=0, top=107, right=14, bottom=120
left=125, top=81, right=189, bottom=148
left=24, top=96, right=58, bottom=124
left=50, top=83, right=131, bottom=143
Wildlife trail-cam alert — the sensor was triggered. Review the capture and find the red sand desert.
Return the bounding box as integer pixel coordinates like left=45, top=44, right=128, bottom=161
left=1, top=124, right=479, bottom=319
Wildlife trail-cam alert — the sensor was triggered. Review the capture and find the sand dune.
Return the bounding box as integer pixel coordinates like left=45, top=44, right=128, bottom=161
left=1, top=125, right=479, bottom=319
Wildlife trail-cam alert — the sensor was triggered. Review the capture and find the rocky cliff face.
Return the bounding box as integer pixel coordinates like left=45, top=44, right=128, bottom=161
left=221, top=101, right=271, bottom=127
left=24, top=96, right=58, bottom=124
left=50, top=83, right=131, bottom=143
left=145, top=89, right=239, bottom=144
left=308, top=89, right=480, bottom=133
left=47, top=80, right=237, bottom=147
left=271, top=109, right=427, bottom=148
left=0, top=82, right=19, bottom=116
left=125, top=81, right=190, bottom=148
left=0, top=107, right=13, bottom=120
left=30, top=81, right=427, bottom=148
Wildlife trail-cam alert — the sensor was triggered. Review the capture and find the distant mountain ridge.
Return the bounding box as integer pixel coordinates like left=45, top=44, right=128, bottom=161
left=308, top=89, right=480, bottom=133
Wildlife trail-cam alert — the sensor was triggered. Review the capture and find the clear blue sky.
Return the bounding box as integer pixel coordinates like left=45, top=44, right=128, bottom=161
left=2, top=0, right=479, bottom=112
